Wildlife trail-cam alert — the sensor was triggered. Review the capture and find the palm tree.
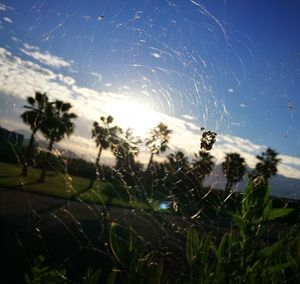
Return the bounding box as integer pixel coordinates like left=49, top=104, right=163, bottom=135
left=222, top=153, right=246, bottom=194
left=38, top=100, right=77, bottom=182
left=192, top=151, right=215, bottom=186
left=20, top=92, right=49, bottom=177
left=165, top=150, right=191, bottom=197
left=166, top=151, right=189, bottom=170
left=90, top=115, right=120, bottom=187
left=113, top=128, right=141, bottom=171
left=146, top=122, right=172, bottom=170
left=255, top=148, right=281, bottom=179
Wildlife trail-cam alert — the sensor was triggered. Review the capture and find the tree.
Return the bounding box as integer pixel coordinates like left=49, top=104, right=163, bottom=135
left=165, top=151, right=191, bottom=203
left=146, top=122, right=172, bottom=170
left=90, top=115, right=120, bottom=187
left=113, top=128, right=141, bottom=171
left=113, top=128, right=142, bottom=186
left=165, top=151, right=190, bottom=190
left=38, top=100, right=77, bottom=182
left=192, top=151, right=215, bottom=186
left=222, top=153, right=246, bottom=194
left=255, top=148, right=281, bottom=179
left=20, top=92, right=49, bottom=177
left=166, top=151, right=189, bottom=171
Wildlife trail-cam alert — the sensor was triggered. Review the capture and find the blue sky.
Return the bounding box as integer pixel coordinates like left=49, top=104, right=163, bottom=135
left=0, top=0, right=300, bottom=185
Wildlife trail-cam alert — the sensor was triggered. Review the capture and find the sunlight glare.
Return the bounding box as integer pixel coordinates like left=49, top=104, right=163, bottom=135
left=107, top=99, right=162, bottom=137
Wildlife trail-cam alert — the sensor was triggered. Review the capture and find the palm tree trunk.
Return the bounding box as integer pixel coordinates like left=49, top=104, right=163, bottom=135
left=95, top=146, right=103, bottom=169
left=38, top=139, right=54, bottom=183
left=225, top=181, right=232, bottom=195
left=89, top=146, right=103, bottom=189
left=21, top=131, right=36, bottom=177
left=147, top=153, right=154, bottom=171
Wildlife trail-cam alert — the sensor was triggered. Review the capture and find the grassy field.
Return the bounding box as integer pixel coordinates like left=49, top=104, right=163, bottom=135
left=0, top=161, right=149, bottom=209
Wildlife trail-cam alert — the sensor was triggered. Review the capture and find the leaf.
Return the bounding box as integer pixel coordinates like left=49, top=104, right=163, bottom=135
left=258, top=240, right=283, bottom=258
left=83, top=268, right=102, bottom=284
left=106, top=269, right=117, bottom=284
left=147, top=259, right=164, bottom=284
left=109, top=222, right=134, bottom=266
left=217, top=233, right=229, bottom=258
left=201, top=235, right=213, bottom=264
left=262, top=200, right=273, bottom=220
left=267, top=208, right=294, bottom=221
left=186, top=228, right=200, bottom=265
left=263, top=179, right=271, bottom=205
left=267, top=261, right=293, bottom=274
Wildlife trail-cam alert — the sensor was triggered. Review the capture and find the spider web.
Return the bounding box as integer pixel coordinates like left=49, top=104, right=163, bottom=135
left=0, top=0, right=296, bottom=283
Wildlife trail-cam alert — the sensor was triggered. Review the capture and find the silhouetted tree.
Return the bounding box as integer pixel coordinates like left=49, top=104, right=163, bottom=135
left=113, top=128, right=141, bottom=171
left=166, top=151, right=189, bottom=171
left=222, top=153, right=246, bottom=194
left=39, top=100, right=77, bottom=182
left=146, top=122, right=172, bottom=170
left=20, top=92, right=49, bottom=177
left=90, top=115, right=120, bottom=187
left=165, top=151, right=192, bottom=204
left=192, top=151, right=215, bottom=186
left=165, top=151, right=190, bottom=187
left=255, top=148, right=281, bottom=179
left=113, top=128, right=142, bottom=186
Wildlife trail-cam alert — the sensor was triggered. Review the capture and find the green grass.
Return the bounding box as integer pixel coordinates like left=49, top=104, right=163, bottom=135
left=0, top=161, right=91, bottom=197
left=0, top=161, right=149, bottom=209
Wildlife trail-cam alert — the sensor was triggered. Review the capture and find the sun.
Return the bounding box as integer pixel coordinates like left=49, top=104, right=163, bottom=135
left=107, top=99, right=162, bottom=137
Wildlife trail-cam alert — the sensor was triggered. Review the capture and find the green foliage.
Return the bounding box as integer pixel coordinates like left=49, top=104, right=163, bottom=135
left=82, top=268, right=102, bottom=284
left=234, top=177, right=295, bottom=282
left=23, top=176, right=299, bottom=283
left=109, top=222, right=164, bottom=283
left=184, top=176, right=297, bottom=283
left=186, top=228, right=215, bottom=283
left=25, top=255, right=67, bottom=284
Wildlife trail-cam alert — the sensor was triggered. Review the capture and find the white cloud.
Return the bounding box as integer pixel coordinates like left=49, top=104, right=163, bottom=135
left=23, top=43, right=39, bottom=51
left=0, top=3, right=14, bottom=11
left=57, top=73, right=76, bottom=86
left=90, top=71, right=102, bottom=82
left=1, top=46, right=300, bottom=181
left=2, top=16, right=12, bottom=24
left=11, top=36, right=19, bottom=42
left=231, top=121, right=242, bottom=126
left=151, top=52, right=161, bottom=58
left=182, top=114, right=195, bottom=121
left=20, top=43, right=71, bottom=68
left=58, top=134, right=115, bottom=166
left=278, top=154, right=300, bottom=167
left=0, top=118, right=24, bottom=131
